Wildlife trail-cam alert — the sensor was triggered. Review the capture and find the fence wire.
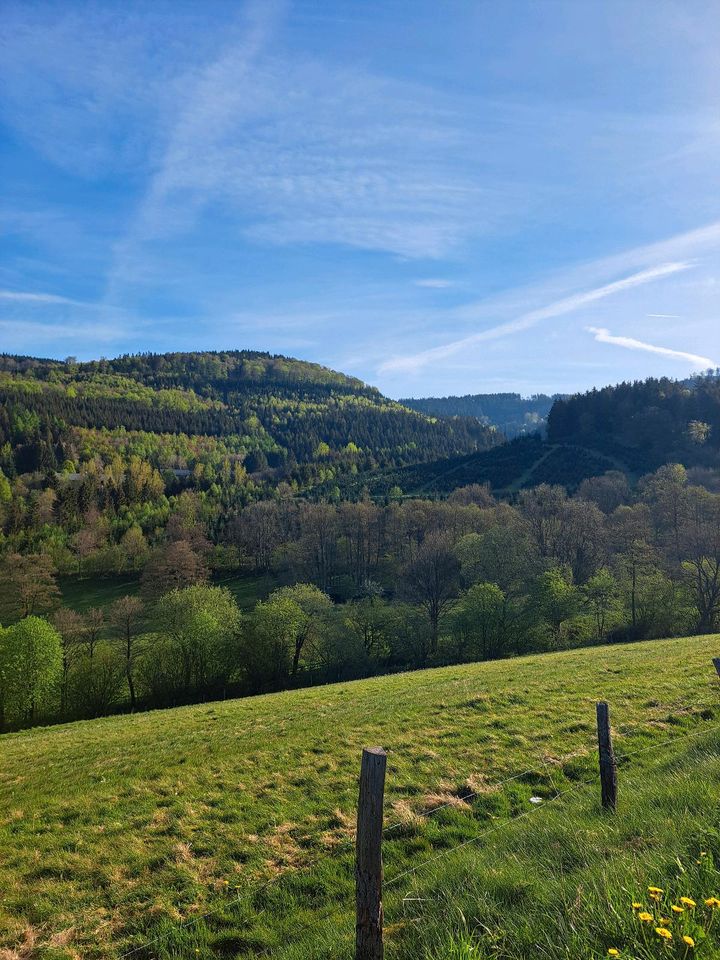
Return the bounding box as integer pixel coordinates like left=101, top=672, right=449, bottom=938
left=114, top=706, right=720, bottom=958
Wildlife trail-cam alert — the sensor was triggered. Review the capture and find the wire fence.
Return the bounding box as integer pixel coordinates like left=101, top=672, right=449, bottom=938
left=111, top=691, right=720, bottom=959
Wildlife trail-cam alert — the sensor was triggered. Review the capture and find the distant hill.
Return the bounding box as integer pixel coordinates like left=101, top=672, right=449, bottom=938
left=0, top=351, right=498, bottom=492
left=400, top=391, right=562, bottom=437
left=335, top=434, right=622, bottom=499
left=548, top=371, right=720, bottom=473
left=353, top=373, right=720, bottom=498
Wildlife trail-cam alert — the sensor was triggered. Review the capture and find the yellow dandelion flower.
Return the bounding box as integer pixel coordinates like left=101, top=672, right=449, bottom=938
left=705, top=897, right=720, bottom=907
left=632, top=902, right=642, bottom=910
left=608, top=950, right=620, bottom=957
left=655, top=927, right=672, bottom=941
left=638, top=912, right=653, bottom=922
left=648, top=887, right=664, bottom=894
left=683, top=936, right=696, bottom=948
left=671, top=905, right=684, bottom=913
left=680, top=897, right=696, bottom=908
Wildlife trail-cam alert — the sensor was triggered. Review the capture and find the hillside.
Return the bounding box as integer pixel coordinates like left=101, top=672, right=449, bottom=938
left=2, top=633, right=719, bottom=959
left=400, top=392, right=561, bottom=438
left=548, top=371, right=720, bottom=474
left=0, top=351, right=496, bottom=491
left=339, top=435, right=622, bottom=498
left=357, top=373, right=720, bottom=499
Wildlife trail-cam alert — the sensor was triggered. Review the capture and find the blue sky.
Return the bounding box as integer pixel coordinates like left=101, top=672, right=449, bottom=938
left=2, top=0, right=720, bottom=398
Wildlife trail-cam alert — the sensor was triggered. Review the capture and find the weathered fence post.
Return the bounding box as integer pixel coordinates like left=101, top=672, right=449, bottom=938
left=356, top=746, right=387, bottom=960
left=712, top=658, right=720, bottom=678
left=596, top=701, right=617, bottom=812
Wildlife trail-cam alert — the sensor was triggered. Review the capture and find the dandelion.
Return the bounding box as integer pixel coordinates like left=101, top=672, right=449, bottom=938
left=655, top=927, right=672, bottom=941
left=705, top=897, right=720, bottom=907
left=683, top=936, right=696, bottom=948
left=638, top=912, right=653, bottom=922
left=648, top=887, right=664, bottom=894
left=632, top=902, right=643, bottom=910
left=680, top=897, right=696, bottom=908
left=671, top=905, right=685, bottom=914
left=608, top=950, right=620, bottom=957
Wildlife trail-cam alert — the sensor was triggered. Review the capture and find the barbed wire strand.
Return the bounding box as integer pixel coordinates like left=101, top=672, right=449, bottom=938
left=110, top=711, right=720, bottom=958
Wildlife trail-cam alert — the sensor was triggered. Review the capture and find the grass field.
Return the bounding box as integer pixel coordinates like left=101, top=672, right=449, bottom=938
left=2, top=635, right=720, bottom=959
left=59, top=573, right=272, bottom=614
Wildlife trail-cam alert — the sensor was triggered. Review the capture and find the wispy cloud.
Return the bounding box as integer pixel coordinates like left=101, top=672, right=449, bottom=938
left=587, top=326, right=716, bottom=368
left=647, top=312, right=682, bottom=318
left=380, top=260, right=692, bottom=373
left=0, top=289, right=83, bottom=305
left=414, top=278, right=454, bottom=289
left=0, top=318, right=128, bottom=346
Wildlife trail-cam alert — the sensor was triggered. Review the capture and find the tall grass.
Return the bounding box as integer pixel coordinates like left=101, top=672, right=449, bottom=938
left=1, top=633, right=719, bottom=958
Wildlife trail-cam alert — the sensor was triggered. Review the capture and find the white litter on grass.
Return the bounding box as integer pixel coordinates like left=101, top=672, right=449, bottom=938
left=529, top=796, right=543, bottom=804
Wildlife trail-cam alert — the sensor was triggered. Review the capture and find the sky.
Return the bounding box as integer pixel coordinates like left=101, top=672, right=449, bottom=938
left=2, top=0, right=720, bottom=399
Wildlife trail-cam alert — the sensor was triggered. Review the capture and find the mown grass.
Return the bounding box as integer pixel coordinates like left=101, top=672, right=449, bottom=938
left=1, top=634, right=720, bottom=959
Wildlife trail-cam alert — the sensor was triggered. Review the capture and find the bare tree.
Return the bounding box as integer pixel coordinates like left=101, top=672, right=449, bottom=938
left=109, top=595, right=145, bottom=710
left=401, top=531, right=460, bottom=655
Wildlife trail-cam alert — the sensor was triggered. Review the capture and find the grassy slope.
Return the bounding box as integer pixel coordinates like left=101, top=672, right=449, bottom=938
left=2, top=635, right=720, bottom=959
left=58, top=573, right=272, bottom=614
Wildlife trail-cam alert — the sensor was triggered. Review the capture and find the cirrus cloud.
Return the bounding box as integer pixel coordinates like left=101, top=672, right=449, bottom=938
left=586, top=326, right=716, bottom=369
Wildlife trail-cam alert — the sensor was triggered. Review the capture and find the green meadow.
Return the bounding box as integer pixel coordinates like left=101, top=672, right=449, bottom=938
left=2, top=634, right=720, bottom=959
left=59, top=572, right=272, bottom=614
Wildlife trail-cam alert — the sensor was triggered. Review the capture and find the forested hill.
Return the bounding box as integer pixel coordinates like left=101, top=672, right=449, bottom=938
left=0, top=350, right=497, bottom=491
left=548, top=371, right=720, bottom=473
left=400, top=392, right=561, bottom=437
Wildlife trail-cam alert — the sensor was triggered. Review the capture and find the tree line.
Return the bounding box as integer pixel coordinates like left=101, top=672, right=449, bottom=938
left=2, top=462, right=719, bottom=731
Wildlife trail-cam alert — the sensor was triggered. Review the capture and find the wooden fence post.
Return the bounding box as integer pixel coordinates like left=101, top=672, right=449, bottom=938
left=596, top=701, right=617, bottom=812
left=356, top=746, right=387, bottom=960
left=712, top=658, right=720, bottom=678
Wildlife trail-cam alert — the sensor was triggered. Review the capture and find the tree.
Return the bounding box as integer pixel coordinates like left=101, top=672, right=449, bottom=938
left=450, top=582, right=508, bottom=661
left=401, top=532, right=460, bottom=655
left=72, top=644, right=125, bottom=718
left=109, top=595, right=145, bottom=710
left=119, top=526, right=149, bottom=571
left=256, top=584, right=333, bottom=679
left=0, top=468, right=12, bottom=503
left=680, top=487, right=720, bottom=633
left=51, top=607, right=83, bottom=717
left=154, top=585, right=241, bottom=698
left=0, top=553, right=60, bottom=622
left=455, top=512, right=538, bottom=596
left=583, top=568, right=621, bottom=643
left=577, top=472, right=630, bottom=514
left=0, top=617, right=62, bottom=730
left=141, top=540, right=209, bottom=601
left=609, top=504, right=655, bottom=633
left=248, top=594, right=303, bottom=690
left=531, top=568, right=579, bottom=648
left=228, top=500, right=285, bottom=572
left=82, top=607, right=105, bottom=662
left=641, top=464, right=689, bottom=565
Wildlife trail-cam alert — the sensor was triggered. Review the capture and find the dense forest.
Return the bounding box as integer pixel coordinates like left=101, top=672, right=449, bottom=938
left=3, top=355, right=720, bottom=732
left=0, top=351, right=496, bottom=565
left=2, top=462, right=720, bottom=731
left=401, top=392, right=560, bottom=436
left=548, top=371, right=720, bottom=473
